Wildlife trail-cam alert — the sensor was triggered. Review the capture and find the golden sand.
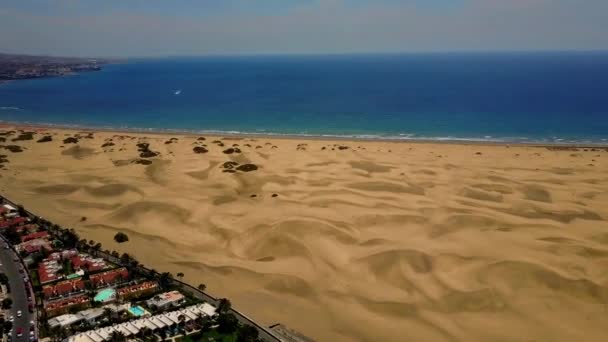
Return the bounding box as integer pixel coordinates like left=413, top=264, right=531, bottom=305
left=1, top=127, right=607, bottom=341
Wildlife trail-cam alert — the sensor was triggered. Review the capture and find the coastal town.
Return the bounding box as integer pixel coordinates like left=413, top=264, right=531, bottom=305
left=0, top=54, right=105, bottom=82
left=0, top=197, right=295, bottom=342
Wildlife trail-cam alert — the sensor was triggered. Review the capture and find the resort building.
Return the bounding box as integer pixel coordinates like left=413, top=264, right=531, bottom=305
left=43, top=279, right=86, bottom=299
left=45, top=294, right=90, bottom=317
left=1, top=204, right=19, bottom=218
left=48, top=314, right=83, bottom=328
left=90, top=268, right=129, bottom=287
left=39, top=259, right=63, bottom=284
left=16, top=237, right=53, bottom=254
left=48, top=249, right=79, bottom=261
left=0, top=216, right=27, bottom=229
left=48, top=308, right=106, bottom=329
left=117, top=281, right=158, bottom=300
left=72, top=254, right=107, bottom=272
left=64, top=303, right=218, bottom=342
left=146, top=290, right=185, bottom=309
left=21, top=230, right=49, bottom=242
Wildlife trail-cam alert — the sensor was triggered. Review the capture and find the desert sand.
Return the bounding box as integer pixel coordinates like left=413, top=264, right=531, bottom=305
left=0, top=126, right=607, bottom=341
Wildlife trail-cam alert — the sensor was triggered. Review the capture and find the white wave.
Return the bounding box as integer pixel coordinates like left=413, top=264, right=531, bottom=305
left=0, top=119, right=605, bottom=145
left=0, top=106, right=22, bottom=111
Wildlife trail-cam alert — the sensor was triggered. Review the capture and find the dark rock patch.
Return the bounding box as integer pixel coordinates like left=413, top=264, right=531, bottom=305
left=338, top=146, right=349, bottom=150
left=136, top=142, right=159, bottom=158
left=12, top=132, right=34, bottom=141
left=236, top=164, right=258, bottom=172
left=271, top=193, right=278, bottom=198
left=101, top=142, right=115, bottom=148
left=223, top=169, right=237, bottom=173
left=132, top=159, right=153, bottom=165
left=193, top=146, right=208, bottom=154
left=222, top=161, right=239, bottom=170
left=250, top=194, right=257, bottom=198
left=197, top=137, right=206, bottom=141
left=37, top=135, right=53, bottom=143
left=0, top=131, right=15, bottom=136
left=63, top=137, right=79, bottom=144
left=139, top=150, right=159, bottom=158
left=0, top=145, right=24, bottom=153
left=223, top=148, right=241, bottom=154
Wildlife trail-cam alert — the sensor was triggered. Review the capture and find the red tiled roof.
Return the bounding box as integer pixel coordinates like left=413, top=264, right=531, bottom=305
left=38, top=265, right=60, bottom=284
left=117, top=281, right=158, bottom=297
left=0, top=216, right=26, bottom=229
left=18, top=238, right=53, bottom=254
left=42, top=279, right=85, bottom=298
left=44, top=294, right=89, bottom=311
left=90, top=268, right=129, bottom=286
left=21, top=231, right=49, bottom=242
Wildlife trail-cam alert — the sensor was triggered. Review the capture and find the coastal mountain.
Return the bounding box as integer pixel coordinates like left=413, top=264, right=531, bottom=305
left=0, top=53, right=112, bottom=81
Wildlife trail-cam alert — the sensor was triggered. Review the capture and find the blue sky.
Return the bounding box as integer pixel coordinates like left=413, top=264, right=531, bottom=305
left=1, top=0, right=607, bottom=57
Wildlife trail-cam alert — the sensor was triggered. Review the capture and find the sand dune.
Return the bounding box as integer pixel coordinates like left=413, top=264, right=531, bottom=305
left=0, top=126, right=607, bottom=341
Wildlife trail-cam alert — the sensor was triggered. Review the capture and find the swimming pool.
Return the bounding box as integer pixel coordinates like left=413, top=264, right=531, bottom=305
left=94, top=288, right=116, bottom=302
left=128, top=305, right=147, bottom=317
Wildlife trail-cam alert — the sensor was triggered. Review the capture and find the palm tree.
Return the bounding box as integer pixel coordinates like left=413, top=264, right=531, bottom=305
left=93, top=243, right=102, bottom=256
left=177, top=314, right=186, bottom=329
left=109, top=330, right=127, bottom=342
left=217, top=298, right=232, bottom=313
left=103, top=307, right=114, bottom=323
left=197, top=283, right=206, bottom=292
left=156, top=272, right=173, bottom=289
left=238, top=324, right=260, bottom=342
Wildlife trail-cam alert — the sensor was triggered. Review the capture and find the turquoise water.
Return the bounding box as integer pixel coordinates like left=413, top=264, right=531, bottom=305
left=128, top=306, right=146, bottom=317
left=1, top=53, right=608, bottom=143
left=94, top=288, right=116, bottom=302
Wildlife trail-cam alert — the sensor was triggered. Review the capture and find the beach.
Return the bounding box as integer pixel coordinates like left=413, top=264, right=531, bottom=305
left=0, top=126, right=607, bottom=341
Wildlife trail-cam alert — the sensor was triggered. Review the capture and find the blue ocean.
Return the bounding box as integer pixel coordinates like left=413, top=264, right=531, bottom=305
left=1, top=52, right=608, bottom=143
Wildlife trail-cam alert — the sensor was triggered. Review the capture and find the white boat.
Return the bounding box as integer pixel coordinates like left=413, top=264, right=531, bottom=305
left=174, top=90, right=182, bottom=95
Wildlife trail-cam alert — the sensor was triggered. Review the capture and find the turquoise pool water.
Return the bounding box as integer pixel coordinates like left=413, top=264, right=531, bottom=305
left=94, top=288, right=116, bottom=302
left=128, top=306, right=146, bottom=317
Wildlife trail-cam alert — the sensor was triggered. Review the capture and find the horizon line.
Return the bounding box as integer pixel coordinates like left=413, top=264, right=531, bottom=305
left=3, top=49, right=608, bottom=60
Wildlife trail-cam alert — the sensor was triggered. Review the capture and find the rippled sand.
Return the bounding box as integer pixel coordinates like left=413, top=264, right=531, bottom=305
left=1, top=127, right=607, bottom=341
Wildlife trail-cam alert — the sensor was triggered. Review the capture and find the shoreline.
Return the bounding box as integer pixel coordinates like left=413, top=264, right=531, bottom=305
left=2, top=120, right=608, bottom=148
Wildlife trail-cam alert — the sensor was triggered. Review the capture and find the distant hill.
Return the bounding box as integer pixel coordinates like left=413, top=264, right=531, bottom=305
left=0, top=53, right=115, bottom=81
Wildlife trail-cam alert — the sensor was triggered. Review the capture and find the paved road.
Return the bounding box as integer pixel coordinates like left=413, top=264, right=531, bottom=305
left=0, top=239, right=34, bottom=341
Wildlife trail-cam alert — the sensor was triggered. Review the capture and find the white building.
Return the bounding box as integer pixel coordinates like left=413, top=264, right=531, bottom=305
left=64, top=303, right=218, bottom=342
left=146, top=290, right=185, bottom=309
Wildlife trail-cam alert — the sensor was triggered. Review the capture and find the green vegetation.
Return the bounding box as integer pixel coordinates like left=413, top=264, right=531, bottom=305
left=3, top=226, right=21, bottom=245
left=218, top=298, right=232, bottom=313
left=3, top=321, right=12, bottom=335
left=1, top=298, right=12, bottom=309
left=217, top=313, right=238, bottom=334
left=177, top=329, right=237, bottom=342
left=0, top=273, right=8, bottom=285
left=113, top=232, right=129, bottom=243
